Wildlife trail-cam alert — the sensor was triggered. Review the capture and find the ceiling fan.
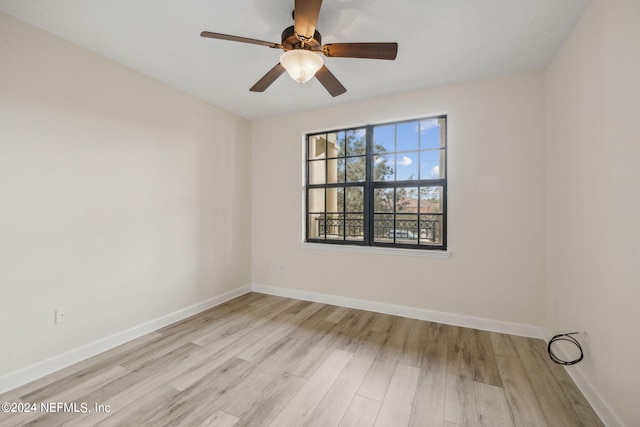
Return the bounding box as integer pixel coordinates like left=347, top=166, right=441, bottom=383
left=201, top=0, right=398, bottom=97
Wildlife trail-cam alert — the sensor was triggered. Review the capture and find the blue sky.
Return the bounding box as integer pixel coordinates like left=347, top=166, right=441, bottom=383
left=373, top=119, right=444, bottom=181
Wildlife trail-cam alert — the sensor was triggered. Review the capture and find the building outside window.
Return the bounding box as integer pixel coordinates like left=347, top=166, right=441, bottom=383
left=305, top=115, right=447, bottom=250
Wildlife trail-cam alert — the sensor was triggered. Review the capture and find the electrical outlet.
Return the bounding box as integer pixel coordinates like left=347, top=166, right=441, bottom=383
left=278, top=264, right=285, bottom=273
left=55, top=307, right=70, bottom=324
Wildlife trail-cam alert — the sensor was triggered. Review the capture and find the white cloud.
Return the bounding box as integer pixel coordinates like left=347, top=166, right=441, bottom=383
left=398, top=156, right=413, bottom=166
left=430, top=165, right=440, bottom=178
left=420, top=119, right=439, bottom=132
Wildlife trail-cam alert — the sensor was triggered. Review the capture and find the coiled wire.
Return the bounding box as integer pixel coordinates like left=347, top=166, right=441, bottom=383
left=547, top=332, right=584, bottom=365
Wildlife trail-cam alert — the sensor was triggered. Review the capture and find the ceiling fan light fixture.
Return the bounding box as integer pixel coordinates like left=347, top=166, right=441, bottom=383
left=279, top=49, right=323, bottom=84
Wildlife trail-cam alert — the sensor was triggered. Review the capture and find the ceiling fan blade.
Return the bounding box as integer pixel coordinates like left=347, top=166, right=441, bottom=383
left=294, top=0, right=323, bottom=42
left=322, top=43, right=398, bottom=60
left=201, top=31, right=281, bottom=49
left=250, top=63, right=286, bottom=92
left=315, top=65, right=346, bottom=97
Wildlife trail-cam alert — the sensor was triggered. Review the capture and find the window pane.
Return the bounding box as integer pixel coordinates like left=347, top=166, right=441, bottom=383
left=328, top=131, right=345, bottom=157
left=346, top=214, right=364, bottom=240
left=308, top=188, right=325, bottom=213
left=397, top=121, right=419, bottom=152
left=395, top=214, right=419, bottom=243
left=309, top=160, right=326, bottom=184
left=419, top=215, right=443, bottom=245
left=373, top=213, right=394, bottom=242
left=374, top=188, right=394, bottom=213
left=308, top=135, right=327, bottom=159
left=395, top=152, right=419, bottom=181
left=346, top=156, right=366, bottom=182
left=327, top=158, right=345, bottom=183
left=373, top=154, right=394, bottom=182
left=419, top=118, right=445, bottom=149
left=308, top=214, right=325, bottom=239
left=346, top=129, right=367, bottom=156
left=420, top=149, right=445, bottom=179
left=345, top=187, right=364, bottom=212
left=373, top=124, right=394, bottom=153
left=326, top=214, right=344, bottom=240
left=420, top=187, right=443, bottom=213
left=396, top=187, right=418, bottom=213
left=327, top=187, right=343, bottom=213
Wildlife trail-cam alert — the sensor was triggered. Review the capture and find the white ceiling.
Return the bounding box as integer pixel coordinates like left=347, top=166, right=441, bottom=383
left=0, top=0, right=590, bottom=120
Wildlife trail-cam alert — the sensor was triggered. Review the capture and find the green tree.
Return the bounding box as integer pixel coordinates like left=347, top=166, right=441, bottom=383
left=336, top=130, right=394, bottom=213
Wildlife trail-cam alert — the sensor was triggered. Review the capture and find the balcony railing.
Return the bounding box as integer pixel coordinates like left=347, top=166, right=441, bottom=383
left=316, top=217, right=440, bottom=243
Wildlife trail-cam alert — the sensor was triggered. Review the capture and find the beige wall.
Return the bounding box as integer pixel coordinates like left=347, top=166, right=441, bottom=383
left=251, top=70, right=546, bottom=326
left=545, top=0, right=640, bottom=425
left=0, top=13, right=252, bottom=377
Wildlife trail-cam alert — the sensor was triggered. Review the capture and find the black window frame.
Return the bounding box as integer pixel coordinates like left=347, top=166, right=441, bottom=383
left=305, top=115, right=447, bottom=251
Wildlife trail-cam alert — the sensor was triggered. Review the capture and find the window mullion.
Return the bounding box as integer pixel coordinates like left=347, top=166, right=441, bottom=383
left=364, top=125, right=373, bottom=245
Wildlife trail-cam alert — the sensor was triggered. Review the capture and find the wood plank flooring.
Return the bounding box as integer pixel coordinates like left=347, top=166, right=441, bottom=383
left=0, top=293, right=604, bottom=426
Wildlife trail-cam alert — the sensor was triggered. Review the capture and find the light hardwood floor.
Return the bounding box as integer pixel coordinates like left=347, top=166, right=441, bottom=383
left=0, top=293, right=604, bottom=426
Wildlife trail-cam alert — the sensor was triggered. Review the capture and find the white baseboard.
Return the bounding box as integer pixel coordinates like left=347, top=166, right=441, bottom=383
left=0, top=285, right=251, bottom=395
left=251, top=283, right=547, bottom=339
left=544, top=330, right=623, bottom=427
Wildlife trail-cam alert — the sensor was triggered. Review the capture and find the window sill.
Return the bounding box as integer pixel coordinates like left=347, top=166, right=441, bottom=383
left=300, top=242, right=452, bottom=259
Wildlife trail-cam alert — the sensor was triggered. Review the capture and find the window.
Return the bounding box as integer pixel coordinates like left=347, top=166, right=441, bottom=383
left=306, top=116, right=447, bottom=250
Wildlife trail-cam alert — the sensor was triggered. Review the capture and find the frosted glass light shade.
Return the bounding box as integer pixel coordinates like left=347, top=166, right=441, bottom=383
left=279, top=49, right=324, bottom=84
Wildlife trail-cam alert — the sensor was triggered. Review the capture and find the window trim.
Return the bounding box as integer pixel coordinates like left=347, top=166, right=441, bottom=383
left=304, top=115, right=447, bottom=251
left=300, top=242, right=452, bottom=258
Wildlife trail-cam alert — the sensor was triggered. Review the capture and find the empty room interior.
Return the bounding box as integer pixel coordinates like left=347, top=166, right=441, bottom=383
left=1, top=0, right=638, bottom=426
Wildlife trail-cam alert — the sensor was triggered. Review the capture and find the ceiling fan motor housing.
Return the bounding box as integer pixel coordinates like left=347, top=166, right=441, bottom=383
left=282, top=26, right=322, bottom=50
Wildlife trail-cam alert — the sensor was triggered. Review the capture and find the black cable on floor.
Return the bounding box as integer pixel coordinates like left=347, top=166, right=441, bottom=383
left=547, top=332, right=584, bottom=365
